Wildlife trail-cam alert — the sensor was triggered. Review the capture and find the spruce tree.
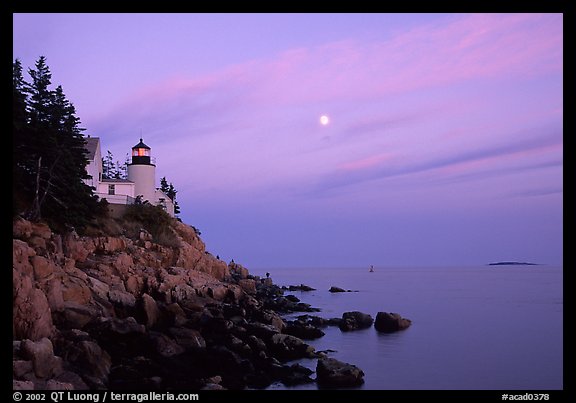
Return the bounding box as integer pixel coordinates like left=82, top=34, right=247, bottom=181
left=13, top=56, right=100, bottom=231
left=159, top=176, right=180, bottom=215
left=102, top=150, right=114, bottom=179
left=13, top=59, right=32, bottom=214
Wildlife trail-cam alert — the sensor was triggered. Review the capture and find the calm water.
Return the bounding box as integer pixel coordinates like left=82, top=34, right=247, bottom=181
left=257, top=265, right=563, bottom=390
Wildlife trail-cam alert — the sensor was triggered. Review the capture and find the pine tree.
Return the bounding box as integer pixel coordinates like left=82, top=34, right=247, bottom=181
left=159, top=176, right=181, bottom=215
left=13, top=56, right=100, bottom=231
left=13, top=59, right=32, bottom=214
left=117, top=158, right=128, bottom=179
left=160, top=177, right=169, bottom=195
left=167, top=183, right=177, bottom=202
left=102, top=150, right=114, bottom=179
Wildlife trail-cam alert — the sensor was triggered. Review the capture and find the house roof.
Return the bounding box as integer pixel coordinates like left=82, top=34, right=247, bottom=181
left=84, top=136, right=100, bottom=160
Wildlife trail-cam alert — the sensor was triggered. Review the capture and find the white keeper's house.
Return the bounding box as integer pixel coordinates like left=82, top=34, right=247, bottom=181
left=84, top=136, right=175, bottom=217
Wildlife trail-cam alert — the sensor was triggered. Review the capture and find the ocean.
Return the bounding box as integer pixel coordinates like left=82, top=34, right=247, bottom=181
left=256, top=265, right=563, bottom=390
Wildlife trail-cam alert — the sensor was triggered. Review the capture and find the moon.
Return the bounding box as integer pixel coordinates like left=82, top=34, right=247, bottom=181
left=320, top=115, right=330, bottom=125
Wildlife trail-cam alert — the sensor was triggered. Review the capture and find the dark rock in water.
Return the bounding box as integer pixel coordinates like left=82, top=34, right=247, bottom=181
left=246, top=335, right=268, bottom=355
left=339, top=311, right=374, bottom=332
left=285, top=284, right=316, bottom=292
left=284, top=294, right=300, bottom=303
left=268, top=333, right=315, bottom=361
left=316, top=357, right=364, bottom=387
left=296, top=314, right=335, bottom=328
left=329, top=286, right=359, bottom=293
left=284, top=321, right=325, bottom=340
left=244, top=322, right=281, bottom=341
left=327, top=317, right=343, bottom=327
left=296, top=302, right=321, bottom=312
left=488, top=261, right=538, bottom=266
left=374, top=312, right=412, bottom=333
left=279, top=363, right=314, bottom=386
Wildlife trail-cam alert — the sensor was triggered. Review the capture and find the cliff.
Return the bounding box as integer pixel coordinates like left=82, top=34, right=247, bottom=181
left=12, top=216, right=319, bottom=390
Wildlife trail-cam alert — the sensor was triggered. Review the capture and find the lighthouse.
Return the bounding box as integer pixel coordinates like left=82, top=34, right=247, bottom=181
left=127, top=138, right=156, bottom=204
left=84, top=136, right=175, bottom=216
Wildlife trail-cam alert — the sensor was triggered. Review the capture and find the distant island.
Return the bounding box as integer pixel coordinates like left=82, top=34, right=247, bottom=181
left=488, top=261, right=539, bottom=266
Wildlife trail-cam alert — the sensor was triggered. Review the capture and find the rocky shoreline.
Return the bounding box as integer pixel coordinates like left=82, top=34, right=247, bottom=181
left=13, top=216, right=410, bottom=390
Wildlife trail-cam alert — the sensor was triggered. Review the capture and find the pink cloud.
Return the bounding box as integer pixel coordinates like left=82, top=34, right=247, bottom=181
left=339, top=153, right=395, bottom=172
left=101, top=13, right=561, bottom=119
left=87, top=13, right=562, bottom=202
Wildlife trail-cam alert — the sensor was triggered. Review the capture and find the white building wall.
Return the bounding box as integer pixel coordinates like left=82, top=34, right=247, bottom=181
left=154, top=189, right=175, bottom=216
left=84, top=142, right=102, bottom=188
left=96, top=182, right=135, bottom=197
left=127, top=164, right=156, bottom=203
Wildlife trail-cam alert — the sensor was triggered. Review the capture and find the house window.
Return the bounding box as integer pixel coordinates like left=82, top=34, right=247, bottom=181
left=108, top=184, right=115, bottom=195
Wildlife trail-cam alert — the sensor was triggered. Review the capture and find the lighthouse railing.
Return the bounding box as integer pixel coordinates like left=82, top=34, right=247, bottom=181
left=95, top=193, right=136, bottom=205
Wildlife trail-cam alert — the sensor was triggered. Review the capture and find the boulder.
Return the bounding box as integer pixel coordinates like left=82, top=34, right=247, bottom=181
left=63, top=340, right=112, bottom=385
left=63, top=233, right=92, bottom=262
left=284, top=322, right=325, bottom=340
left=339, top=311, right=374, bottom=332
left=60, top=302, right=100, bottom=329
left=108, top=289, right=136, bottom=308
left=316, top=357, right=364, bottom=387
left=112, top=252, right=133, bottom=276
left=13, top=360, right=33, bottom=378
left=94, top=316, right=146, bottom=336
left=329, top=286, right=346, bottom=293
left=287, top=284, right=316, bottom=292
left=31, top=255, right=56, bottom=280
left=147, top=332, right=185, bottom=357
left=253, top=309, right=285, bottom=332
left=43, top=278, right=65, bottom=312
left=168, top=327, right=206, bottom=349
left=61, top=276, right=92, bottom=305
left=238, top=279, right=256, bottom=294
left=245, top=322, right=280, bottom=341
left=13, top=217, right=33, bottom=239
left=374, top=312, right=412, bottom=333
left=20, top=338, right=59, bottom=379
left=13, top=269, right=54, bottom=340
left=30, top=221, right=52, bottom=239
left=141, top=293, right=161, bottom=328
left=268, top=333, right=315, bottom=361
left=164, top=303, right=187, bottom=327
left=279, top=363, right=314, bottom=386
left=229, top=262, right=249, bottom=279
left=13, top=239, right=35, bottom=277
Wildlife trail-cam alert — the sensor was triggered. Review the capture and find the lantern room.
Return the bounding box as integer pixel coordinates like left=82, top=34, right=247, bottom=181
left=131, top=138, right=153, bottom=165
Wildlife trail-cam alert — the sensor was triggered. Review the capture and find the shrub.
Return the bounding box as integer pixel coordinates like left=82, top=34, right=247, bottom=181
left=123, top=203, right=178, bottom=246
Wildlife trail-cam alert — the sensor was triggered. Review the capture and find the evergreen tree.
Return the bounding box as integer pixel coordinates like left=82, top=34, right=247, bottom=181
left=167, top=183, right=177, bottom=201
left=117, top=157, right=128, bottom=179
left=13, top=56, right=100, bottom=231
left=102, top=151, right=127, bottom=179
left=159, top=176, right=180, bottom=215
left=160, top=176, right=169, bottom=195
left=13, top=59, right=32, bottom=214
left=102, top=150, right=114, bottom=179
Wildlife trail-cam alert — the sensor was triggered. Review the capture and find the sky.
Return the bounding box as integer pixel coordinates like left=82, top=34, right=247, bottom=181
left=12, top=13, right=563, bottom=269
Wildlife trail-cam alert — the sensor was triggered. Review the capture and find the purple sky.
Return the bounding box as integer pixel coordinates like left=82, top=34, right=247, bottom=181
left=13, top=13, right=563, bottom=269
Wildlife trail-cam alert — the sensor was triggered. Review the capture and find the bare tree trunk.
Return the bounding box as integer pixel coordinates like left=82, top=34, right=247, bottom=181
left=28, top=156, right=42, bottom=221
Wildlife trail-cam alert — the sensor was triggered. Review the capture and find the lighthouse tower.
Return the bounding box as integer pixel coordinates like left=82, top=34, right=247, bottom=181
left=127, top=138, right=156, bottom=203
